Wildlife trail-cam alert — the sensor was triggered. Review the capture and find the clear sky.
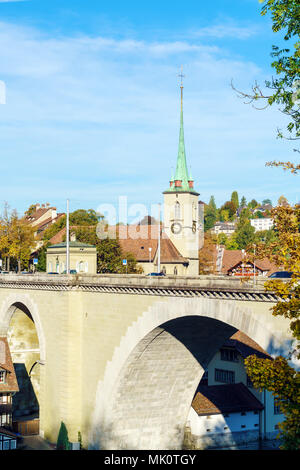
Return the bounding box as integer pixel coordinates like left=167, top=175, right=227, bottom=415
left=0, top=0, right=298, bottom=220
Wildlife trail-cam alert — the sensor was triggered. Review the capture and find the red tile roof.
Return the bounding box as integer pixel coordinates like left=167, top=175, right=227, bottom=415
left=0, top=338, right=19, bottom=393
left=224, top=331, right=270, bottom=360
left=115, top=225, right=187, bottom=263
left=192, top=383, right=264, bottom=416
left=221, top=249, right=279, bottom=275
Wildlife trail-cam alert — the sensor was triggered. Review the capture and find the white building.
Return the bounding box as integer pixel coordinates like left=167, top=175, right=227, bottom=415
left=184, top=331, right=284, bottom=450
left=211, top=222, right=236, bottom=236
left=250, top=218, right=273, bottom=232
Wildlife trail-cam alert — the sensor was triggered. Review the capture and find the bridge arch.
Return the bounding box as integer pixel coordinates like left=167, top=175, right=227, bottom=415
left=91, top=296, right=287, bottom=450
left=0, top=293, right=45, bottom=362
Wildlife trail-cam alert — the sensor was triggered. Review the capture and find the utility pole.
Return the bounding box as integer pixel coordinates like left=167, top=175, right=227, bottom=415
left=66, top=199, right=70, bottom=275
left=157, top=204, right=161, bottom=274
left=253, top=244, right=256, bottom=287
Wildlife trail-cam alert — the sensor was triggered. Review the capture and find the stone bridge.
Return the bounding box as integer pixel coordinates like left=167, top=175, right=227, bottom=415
left=0, top=273, right=293, bottom=449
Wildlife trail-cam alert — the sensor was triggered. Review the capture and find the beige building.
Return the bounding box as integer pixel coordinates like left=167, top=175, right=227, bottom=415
left=46, top=241, right=97, bottom=274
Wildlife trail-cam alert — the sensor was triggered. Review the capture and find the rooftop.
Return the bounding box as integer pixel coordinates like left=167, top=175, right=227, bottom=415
left=191, top=383, right=264, bottom=416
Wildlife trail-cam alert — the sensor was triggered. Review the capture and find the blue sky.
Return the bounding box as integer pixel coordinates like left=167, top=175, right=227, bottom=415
left=0, top=0, right=298, bottom=220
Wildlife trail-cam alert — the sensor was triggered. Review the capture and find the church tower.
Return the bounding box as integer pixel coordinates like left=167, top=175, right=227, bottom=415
left=163, top=73, right=200, bottom=275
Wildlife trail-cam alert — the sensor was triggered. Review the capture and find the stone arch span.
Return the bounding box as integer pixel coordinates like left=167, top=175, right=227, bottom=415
left=91, top=297, right=287, bottom=450
left=0, top=292, right=46, bottom=363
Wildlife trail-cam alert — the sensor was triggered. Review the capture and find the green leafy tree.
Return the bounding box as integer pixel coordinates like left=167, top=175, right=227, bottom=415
left=235, top=222, right=256, bottom=249
left=217, top=233, right=228, bottom=245
left=230, top=191, right=239, bottom=211
left=69, top=209, right=101, bottom=226
left=232, top=0, right=300, bottom=171
left=220, top=201, right=237, bottom=220
left=240, top=196, right=247, bottom=207
left=248, top=199, right=259, bottom=209
left=254, top=229, right=278, bottom=245
left=262, top=198, right=272, bottom=206
left=225, top=233, right=239, bottom=250
left=219, top=209, right=229, bottom=222
left=204, top=196, right=218, bottom=231
left=36, top=243, right=50, bottom=272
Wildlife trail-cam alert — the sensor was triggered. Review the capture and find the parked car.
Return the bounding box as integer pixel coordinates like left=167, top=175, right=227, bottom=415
left=147, top=272, right=166, bottom=277
left=48, top=272, right=59, bottom=275
left=269, top=271, right=293, bottom=279
left=62, top=270, right=77, bottom=274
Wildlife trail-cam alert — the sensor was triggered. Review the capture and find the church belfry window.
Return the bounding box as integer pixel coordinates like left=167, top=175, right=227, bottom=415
left=175, top=202, right=180, bottom=219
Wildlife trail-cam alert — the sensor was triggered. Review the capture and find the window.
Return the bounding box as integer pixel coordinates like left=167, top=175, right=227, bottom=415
left=3, top=440, right=9, bottom=450
left=174, top=202, right=180, bottom=219
left=274, top=398, right=282, bottom=415
left=220, top=348, right=238, bottom=362
left=10, top=440, right=16, bottom=450
left=0, top=370, right=5, bottom=384
left=174, top=266, right=178, bottom=275
left=79, top=261, right=85, bottom=272
left=247, top=375, right=254, bottom=388
left=215, top=368, right=235, bottom=384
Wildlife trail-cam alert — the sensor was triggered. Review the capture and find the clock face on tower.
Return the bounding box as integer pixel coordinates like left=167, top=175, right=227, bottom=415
left=171, top=222, right=182, bottom=234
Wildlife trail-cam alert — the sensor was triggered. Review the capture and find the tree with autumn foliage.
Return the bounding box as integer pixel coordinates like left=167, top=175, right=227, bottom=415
left=198, top=232, right=217, bottom=274
left=232, top=0, right=300, bottom=172
left=237, top=0, right=300, bottom=450
left=245, top=203, right=300, bottom=449
left=0, top=204, right=35, bottom=272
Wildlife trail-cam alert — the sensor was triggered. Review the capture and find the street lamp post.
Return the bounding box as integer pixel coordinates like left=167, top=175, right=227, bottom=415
left=241, top=249, right=245, bottom=277
left=253, top=244, right=256, bottom=286
left=157, top=204, right=161, bottom=274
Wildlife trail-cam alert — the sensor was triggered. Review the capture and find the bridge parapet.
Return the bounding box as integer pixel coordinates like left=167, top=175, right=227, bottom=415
left=0, top=273, right=279, bottom=302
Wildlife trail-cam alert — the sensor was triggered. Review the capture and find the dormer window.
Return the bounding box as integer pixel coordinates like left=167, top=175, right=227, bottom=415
left=0, top=370, right=6, bottom=383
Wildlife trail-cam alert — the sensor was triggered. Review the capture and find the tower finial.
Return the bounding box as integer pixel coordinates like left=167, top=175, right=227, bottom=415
left=178, top=65, right=185, bottom=110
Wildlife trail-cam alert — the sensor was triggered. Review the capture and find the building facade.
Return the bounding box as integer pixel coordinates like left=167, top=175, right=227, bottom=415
left=184, top=331, right=284, bottom=450
left=0, top=337, right=19, bottom=450
left=46, top=241, right=97, bottom=274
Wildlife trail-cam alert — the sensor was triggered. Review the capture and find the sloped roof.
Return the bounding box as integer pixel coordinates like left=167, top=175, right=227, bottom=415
left=0, top=427, right=19, bottom=439
left=221, top=250, right=279, bottom=275
left=48, top=225, right=95, bottom=245
left=191, top=383, right=264, bottom=416
left=116, top=225, right=187, bottom=263
left=223, top=331, right=270, bottom=360
left=0, top=337, right=19, bottom=393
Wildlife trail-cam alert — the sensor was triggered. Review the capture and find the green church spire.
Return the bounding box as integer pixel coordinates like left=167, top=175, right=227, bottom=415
left=164, top=68, right=197, bottom=194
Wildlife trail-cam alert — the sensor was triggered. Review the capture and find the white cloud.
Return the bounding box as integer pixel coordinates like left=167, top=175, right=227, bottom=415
left=0, top=20, right=297, bottom=214
left=192, top=24, right=259, bottom=40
